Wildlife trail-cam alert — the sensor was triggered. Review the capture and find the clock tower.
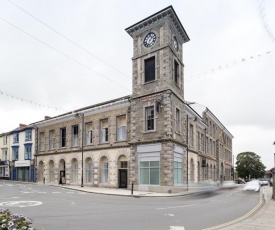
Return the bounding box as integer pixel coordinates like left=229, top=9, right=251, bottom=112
left=126, top=6, right=190, bottom=191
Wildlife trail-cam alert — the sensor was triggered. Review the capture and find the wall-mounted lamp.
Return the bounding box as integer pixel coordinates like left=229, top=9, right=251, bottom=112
left=156, top=96, right=163, bottom=112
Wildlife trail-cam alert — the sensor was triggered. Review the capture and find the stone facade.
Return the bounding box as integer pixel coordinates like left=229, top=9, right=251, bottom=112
left=0, top=6, right=234, bottom=193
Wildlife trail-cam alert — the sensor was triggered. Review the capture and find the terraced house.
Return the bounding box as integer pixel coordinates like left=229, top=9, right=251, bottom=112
left=0, top=124, right=35, bottom=182
left=27, top=6, right=233, bottom=193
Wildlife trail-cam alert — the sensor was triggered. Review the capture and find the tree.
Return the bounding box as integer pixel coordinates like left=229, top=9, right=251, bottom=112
left=236, top=152, right=266, bottom=180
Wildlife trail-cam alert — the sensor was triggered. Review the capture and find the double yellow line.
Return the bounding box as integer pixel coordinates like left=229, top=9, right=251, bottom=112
left=202, top=190, right=265, bottom=230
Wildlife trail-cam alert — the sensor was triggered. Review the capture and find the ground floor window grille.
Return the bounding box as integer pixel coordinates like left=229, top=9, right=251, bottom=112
left=140, top=161, right=159, bottom=185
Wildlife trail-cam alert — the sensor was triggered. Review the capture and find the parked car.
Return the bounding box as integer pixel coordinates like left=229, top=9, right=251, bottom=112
left=259, top=178, right=269, bottom=186
left=243, top=180, right=261, bottom=192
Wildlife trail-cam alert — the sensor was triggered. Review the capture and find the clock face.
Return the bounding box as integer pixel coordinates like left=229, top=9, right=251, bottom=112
left=143, top=32, right=157, bottom=48
left=172, top=36, right=179, bottom=51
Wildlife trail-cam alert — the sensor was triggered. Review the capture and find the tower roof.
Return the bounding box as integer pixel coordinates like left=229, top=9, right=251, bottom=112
left=125, top=5, right=190, bottom=43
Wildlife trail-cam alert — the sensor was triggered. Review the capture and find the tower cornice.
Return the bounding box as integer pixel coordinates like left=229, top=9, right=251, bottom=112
left=125, top=5, right=190, bottom=43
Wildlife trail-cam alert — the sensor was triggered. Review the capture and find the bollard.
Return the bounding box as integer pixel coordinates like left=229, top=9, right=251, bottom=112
left=131, top=183, right=133, bottom=195
left=43, top=177, right=45, bottom=184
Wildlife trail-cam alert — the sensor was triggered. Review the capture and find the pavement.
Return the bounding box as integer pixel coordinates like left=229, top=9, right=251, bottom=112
left=51, top=184, right=275, bottom=230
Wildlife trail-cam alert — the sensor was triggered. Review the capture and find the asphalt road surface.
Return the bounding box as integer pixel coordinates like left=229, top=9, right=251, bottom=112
left=0, top=181, right=260, bottom=230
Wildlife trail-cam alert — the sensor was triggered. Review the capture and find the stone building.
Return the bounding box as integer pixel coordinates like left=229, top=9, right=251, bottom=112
left=30, top=6, right=233, bottom=192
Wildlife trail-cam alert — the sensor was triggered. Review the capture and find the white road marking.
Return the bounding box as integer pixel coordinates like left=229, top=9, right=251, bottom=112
left=169, top=226, right=185, bottom=230
left=165, top=214, right=174, bottom=216
left=0, top=201, right=42, bottom=208
left=156, top=204, right=197, bottom=210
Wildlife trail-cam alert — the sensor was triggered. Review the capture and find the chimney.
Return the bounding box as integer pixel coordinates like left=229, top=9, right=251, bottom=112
left=44, top=116, right=51, bottom=120
left=19, top=124, right=27, bottom=128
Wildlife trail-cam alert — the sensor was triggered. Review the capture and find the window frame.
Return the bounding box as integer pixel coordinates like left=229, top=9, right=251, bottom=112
left=174, top=59, right=179, bottom=85
left=49, top=130, right=55, bottom=150
left=145, top=106, right=155, bottom=132
left=140, top=161, right=160, bottom=185
left=85, top=122, right=93, bottom=145
left=71, top=125, right=79, bottom=147
left=12, top=147, right=19, bottom=161
left=24, top=144, right=32, bottom=160
left=116, top=115, right=127, bottom=142
left=100, top=119, right=109, bottom=143
left=175, top=108, right=180, bottom=133
left=174, top=161, right=182, bottom=185
left=25, top=129, right=32, bottom=141
left=39, top=132, right=45, bottom=151
left=2, top=149, right=7, bottom=161
left=189, top=124, right=194, bottom=147
left=13, top=133, right=19, bottom=144
left=144, top=56, right=156, bottom=83
left=60, top=127, right=66, bottom=148
left=3, top=135, right=7, bottom=145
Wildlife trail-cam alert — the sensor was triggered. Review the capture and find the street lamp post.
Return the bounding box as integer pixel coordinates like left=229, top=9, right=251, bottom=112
left=75, top=113, right=84, bottom=187
left=186, top=114, right=196, bottom=191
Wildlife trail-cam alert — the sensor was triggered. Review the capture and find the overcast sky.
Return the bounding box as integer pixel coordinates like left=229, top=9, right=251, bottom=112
left=0, top=0, right=274, bottom=170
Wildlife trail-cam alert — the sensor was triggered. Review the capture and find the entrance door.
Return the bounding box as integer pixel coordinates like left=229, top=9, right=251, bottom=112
left=119, top=169, right=127, bottom=188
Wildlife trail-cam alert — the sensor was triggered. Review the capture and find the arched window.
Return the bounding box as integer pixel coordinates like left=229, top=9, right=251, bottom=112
left=85, top=157, right=93, bottom=183
left=100, top=157, right=108, bottom=183
left=49, top=160, right=54, bottom=182
left=190, top=158, right=195, bottom=181
left=71, top=159, right=78, bottom=183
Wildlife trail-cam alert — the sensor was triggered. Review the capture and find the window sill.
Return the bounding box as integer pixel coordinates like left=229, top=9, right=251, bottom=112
left=98, top=142, right=110, bottom=145
left=143, top=80, right=156, bottom=85
left=143, top=130, right=156, bottom=134
left=173, top=82, right=181, bottom=89
left=115, top=140, right=127, bottom=143
left=59, top=147, right=67, bottom=150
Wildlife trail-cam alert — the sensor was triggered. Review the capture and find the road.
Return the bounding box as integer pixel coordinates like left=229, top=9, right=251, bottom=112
left=0, top=180, right=261, bottom=230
